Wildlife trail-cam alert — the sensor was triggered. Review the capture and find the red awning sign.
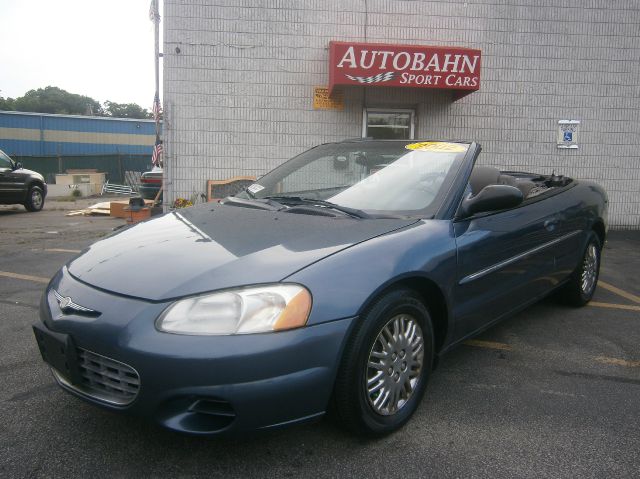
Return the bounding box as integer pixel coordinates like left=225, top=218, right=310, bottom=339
left=329, top=41, right=481, bottom=96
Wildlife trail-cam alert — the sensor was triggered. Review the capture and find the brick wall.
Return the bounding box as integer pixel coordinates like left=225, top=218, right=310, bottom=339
left=163, top=0, right=640, bottom=228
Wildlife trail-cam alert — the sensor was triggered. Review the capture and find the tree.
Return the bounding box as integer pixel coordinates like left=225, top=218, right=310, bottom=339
left=2, top=86, right=153, bottom=119
left=103, top=101, right=152, bottom=119
left=12, top=86, right=104, bottom=116
left=0, top=97, right=15, bottom=111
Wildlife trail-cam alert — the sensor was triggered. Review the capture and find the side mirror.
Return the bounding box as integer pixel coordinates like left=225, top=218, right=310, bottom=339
left=458, top=185, right=523, bottom=218
left=14, top=162, right=23, bottom=170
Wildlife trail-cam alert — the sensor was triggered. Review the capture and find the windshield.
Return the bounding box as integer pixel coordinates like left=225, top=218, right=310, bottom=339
left=237, top=141, right=469, bottom=216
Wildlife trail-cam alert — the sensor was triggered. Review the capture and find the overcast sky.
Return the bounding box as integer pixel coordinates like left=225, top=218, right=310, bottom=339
left=0, top=0, right=162, bottom=109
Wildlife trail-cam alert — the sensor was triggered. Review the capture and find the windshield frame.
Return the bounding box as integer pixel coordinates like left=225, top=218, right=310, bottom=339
left=434, top=141, right=481, bottom=220
left=240, top=140, right=475, bottom=219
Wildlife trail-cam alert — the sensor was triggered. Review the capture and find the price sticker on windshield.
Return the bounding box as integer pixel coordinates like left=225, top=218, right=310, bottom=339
left=247, top=184, right=265, bottom=194
left=405, top=142, right=467, bottom=153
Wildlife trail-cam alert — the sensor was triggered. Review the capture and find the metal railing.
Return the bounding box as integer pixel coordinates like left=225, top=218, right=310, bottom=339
left=101, top=181, right=134, bottom=196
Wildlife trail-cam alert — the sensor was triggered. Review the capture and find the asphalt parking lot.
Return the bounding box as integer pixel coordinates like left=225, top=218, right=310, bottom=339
left=1, top=200, right=639, bottom=478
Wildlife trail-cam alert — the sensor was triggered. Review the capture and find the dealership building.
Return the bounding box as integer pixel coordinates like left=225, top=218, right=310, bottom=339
left=163, top=0, right=639, bottom=228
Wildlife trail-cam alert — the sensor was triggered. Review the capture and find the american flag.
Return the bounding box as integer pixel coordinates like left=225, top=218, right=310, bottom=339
left=152, top=93, right=162, bottom=123
left=151, top=136, right=163, bottom=167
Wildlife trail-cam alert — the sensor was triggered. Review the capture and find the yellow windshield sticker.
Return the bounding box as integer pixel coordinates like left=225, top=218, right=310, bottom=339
left=405, top=142, right=467, bottom=153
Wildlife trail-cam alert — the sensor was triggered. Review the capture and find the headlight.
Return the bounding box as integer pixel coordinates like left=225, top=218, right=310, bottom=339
left=156, top=284, right=312, bottom=335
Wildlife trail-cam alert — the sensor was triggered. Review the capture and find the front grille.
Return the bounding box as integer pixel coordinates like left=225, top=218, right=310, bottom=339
left=77, top=349, right=140, bottom=404
left=52, top=348, right=140, bottom=406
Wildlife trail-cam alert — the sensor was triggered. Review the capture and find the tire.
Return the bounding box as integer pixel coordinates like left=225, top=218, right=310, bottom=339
left=561, top=231, right=601, bottom=307
left=334, top=289, right=434, bottom=436
left=24, top=185, right=45, bottom=212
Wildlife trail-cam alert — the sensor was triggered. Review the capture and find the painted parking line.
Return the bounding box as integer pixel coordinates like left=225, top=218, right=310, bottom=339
left=598, top=280, right=640, bottom=305
left=588, top=302, right=640, bottom=313
left=30, top=248, right=82, bottom=254
left=0, top=271, right=49, bottom=284
left=464, top=340, right=640, bottom=369
left=594, top=356, right=640, bottom=368
left=462, top=339, right=512, bottom=351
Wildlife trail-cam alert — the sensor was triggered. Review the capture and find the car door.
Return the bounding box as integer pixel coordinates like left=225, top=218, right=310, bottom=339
left=540, top=187, right=589, bottom=286
left=451, top=190, right=564, bottom=341
left=0, top=150, right=19, bottom=201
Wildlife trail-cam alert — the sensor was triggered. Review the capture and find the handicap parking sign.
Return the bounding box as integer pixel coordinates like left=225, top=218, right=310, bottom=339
left=558, top=120, right=579, bottom=148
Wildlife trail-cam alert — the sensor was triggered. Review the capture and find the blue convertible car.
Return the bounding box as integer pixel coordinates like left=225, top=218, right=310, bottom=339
left=33, top=140, right=607, bottom=436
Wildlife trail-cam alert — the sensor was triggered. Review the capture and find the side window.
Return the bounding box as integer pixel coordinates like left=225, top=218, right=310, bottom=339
left=0, top=150, right=14, bottom=169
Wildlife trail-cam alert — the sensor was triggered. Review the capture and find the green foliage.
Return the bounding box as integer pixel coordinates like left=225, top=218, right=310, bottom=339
left=172, top=198, right=193, bottom=209
left=0, top=96, right=15, bottom=111
left=13, top=86, right=104, bottom=116
left=103, top=101, right=152, bottom=119
left=1, top=86, right=152, bottom=119
left=71, top=188, right=82, bottom=198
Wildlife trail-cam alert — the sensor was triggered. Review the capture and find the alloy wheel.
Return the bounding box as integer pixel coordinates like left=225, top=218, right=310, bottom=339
left=365, top=314, right=424, bottom=416
left=581, top=243, right=598, bottom=295
left=31, top=189, right=43, bottom=210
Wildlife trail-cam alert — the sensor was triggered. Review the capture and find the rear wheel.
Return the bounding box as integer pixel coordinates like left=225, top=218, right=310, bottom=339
left=24, top=185, right=44, bottom=212
left=334, top=289, right=433, bottom=436
left=561, top=231, right=601, bottom=306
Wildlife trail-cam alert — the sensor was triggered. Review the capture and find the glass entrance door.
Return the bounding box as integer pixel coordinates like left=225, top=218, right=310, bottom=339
left=363, top=109, right=415, bottom=139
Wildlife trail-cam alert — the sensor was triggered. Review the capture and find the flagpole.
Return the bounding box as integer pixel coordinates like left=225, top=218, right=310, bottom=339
left=153, top=0, right=160, bottom=139
left=149, top=0, right=164, bottom=204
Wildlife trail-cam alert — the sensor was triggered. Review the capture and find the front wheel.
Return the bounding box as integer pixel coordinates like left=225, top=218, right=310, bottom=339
left=333, top=289, right=434, bottom=436
left=24, top=185, right=45, bottom=212
left=561, top=231, right=601, bottom=306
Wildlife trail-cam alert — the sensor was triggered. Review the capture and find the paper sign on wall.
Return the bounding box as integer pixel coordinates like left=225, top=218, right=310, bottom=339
left=313, top=87, right=344, bottom=110
left=558, top=120, right=580, bottom=149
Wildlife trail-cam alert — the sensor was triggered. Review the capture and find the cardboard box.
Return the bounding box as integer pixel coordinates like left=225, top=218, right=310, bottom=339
left=110, top=200, right=154, bottom=219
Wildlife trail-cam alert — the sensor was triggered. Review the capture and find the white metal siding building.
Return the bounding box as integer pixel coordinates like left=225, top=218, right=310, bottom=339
left=163, top=0, right=640, bottom=228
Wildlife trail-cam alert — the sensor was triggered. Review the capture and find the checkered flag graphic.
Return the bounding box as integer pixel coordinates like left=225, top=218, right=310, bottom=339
left=344, top=72, right=395, bottom=84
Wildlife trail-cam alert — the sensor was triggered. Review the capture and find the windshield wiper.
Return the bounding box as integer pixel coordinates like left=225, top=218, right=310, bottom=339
left=220, top=196, right=285, bottom=211
left=263, top=196, right=371, bottom=219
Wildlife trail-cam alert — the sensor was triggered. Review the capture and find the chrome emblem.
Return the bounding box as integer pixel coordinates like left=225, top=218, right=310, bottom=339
left=58, top=296, right=72, bottom=309
left=53, top=290, right=98, bottom=315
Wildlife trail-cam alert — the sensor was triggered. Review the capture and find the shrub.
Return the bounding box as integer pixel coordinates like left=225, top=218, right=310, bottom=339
left=172, top=198, right=193, bottom=208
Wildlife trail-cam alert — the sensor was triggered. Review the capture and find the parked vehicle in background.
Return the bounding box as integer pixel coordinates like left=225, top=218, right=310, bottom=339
left=0, top=148, right=47, bottom=212
left=139, top=166, right=162, bottom=200
left=32, top=140, right=607, bottom=437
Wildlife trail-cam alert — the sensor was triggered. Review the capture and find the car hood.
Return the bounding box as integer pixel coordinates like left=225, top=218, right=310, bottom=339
left=67, top=203, right=417, bottom=301
left=17, top=168, right=45, bottom=181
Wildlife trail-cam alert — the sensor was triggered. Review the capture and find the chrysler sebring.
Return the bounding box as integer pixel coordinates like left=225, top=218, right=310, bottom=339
left=33, top=140, right=607, bottom=436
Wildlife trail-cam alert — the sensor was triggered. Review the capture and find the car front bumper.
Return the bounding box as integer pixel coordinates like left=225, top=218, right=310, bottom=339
left=34, top=268, right=353, bottom=435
